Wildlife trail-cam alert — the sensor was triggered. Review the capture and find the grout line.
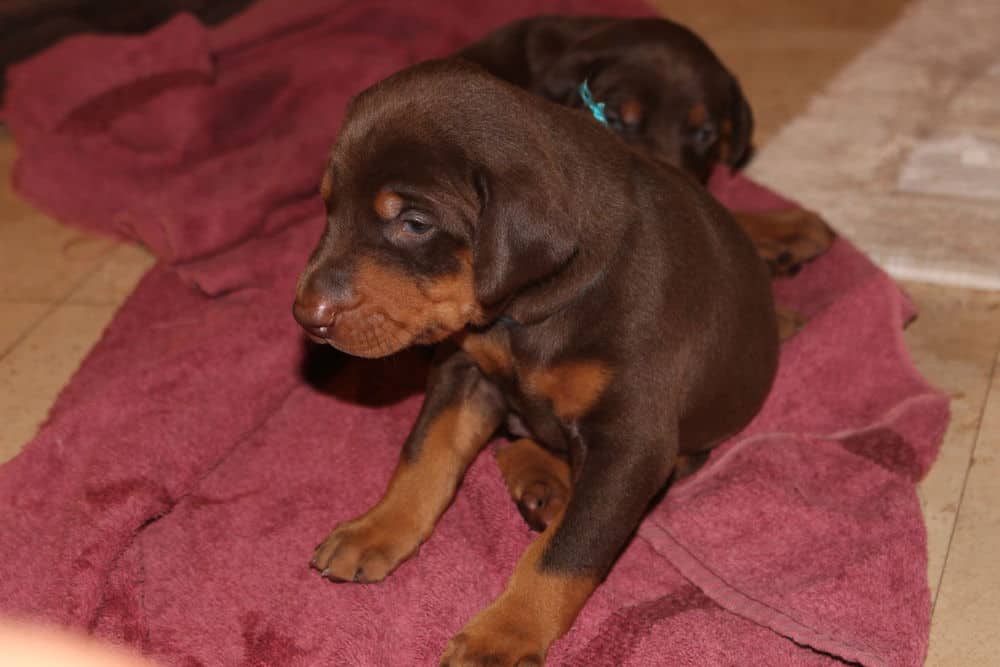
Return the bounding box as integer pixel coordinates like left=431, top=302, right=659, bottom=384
left=0, top=304, right=57, bottom=361
left=0, top=246, right=121, bottom=362
left=930, top=345, right=1000, bottom=616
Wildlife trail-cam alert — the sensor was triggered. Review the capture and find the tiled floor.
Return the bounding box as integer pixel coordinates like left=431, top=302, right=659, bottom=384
left=0, top=131, right=156, bottom=459
left=0, top=1, right=998, bottom=664
left=743, top=0, right=1000, bottom=290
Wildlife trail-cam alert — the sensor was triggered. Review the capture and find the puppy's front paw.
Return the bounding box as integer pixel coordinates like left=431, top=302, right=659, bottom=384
left=439, top=630, right=544, bottom=667
left=311, top=512, right=421, bottom=583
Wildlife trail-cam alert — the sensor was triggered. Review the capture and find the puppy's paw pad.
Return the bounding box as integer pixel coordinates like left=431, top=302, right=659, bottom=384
left=515, top=480, right=567, bottom=532
left=495, top=440, right=571, bottom=533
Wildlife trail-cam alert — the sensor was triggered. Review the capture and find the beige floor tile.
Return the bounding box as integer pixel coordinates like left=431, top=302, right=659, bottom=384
left=69, top=242, right=156, bottom=307
left=0, top=131, right=119, bottom=303
left=926, top=356, right=1000, bottom=666
left=0, top=301, right=49, bottom=358
left=0, top=214, right=119, bottom=304
left=653, top=0, right=911, bottom=31
left=0, top=303, right=118, bottom=463
left=648, top=0, right=912, bottom=143
left=904, top=282, right=1000, bottom=601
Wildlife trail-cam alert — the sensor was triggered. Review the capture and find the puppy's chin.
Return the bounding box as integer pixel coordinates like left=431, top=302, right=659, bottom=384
left=322, top=333, right=409, bottom=359
left=321, top=313, right=459, bottom=359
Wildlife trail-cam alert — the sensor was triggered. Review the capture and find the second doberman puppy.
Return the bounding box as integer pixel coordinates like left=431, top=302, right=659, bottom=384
left=460, top=15, right=836, bottom=275
left=293, top=59, right=779, bottom=666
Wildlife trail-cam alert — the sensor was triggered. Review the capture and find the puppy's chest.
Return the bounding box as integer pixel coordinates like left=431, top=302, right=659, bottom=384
left=458, top=331, right=611, bottom=424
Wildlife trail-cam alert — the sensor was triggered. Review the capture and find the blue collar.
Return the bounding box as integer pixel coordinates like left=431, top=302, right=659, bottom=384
left=578, top=80, right=608, bottom=126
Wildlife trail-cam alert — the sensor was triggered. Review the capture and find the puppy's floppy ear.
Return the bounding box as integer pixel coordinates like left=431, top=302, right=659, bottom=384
left=532, top=50, right=599, bottom=105
left=472, top=168, right=577, bottom=322
left=725, top=76, right=754, bottom=168
left=523, top=23, right=581, bottom=80
left=526, top=18, right=614, bottom=100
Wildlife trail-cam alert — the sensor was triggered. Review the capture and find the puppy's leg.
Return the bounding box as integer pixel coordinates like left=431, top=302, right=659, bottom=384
left=441, top=433, right=674, bottom=666
left=312, top=350, right=505, bottom=583
left=731, top=207, right=836, bottom=276
left=496, top=439, right=571, bottom=532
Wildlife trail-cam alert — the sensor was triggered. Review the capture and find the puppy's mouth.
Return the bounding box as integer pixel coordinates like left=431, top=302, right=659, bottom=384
left=298, top=254, right=481, bottom=358
left=312, top=306, right=458, bottom=359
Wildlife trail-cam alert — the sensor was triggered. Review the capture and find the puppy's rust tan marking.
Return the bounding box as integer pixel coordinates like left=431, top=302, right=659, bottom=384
left=687, top=102, right=708, bottom=127
left=440, top=511, right=597, bottom=666
left=620, top=98, right=644, bottom=126
left=354, top=252, right=482, bottom=336
left=373, top=187, right=404, bottom=220
left=496, top=439, right=571, bottom=532
left=330, top=251, right=484, bottom=357
left=312, top=400, right=499, bottom=583
left=457, top=331, right=512, bottom=376
left=524, top=360, right=612, bottom=420
left=320, top=169, right=334, bottom=200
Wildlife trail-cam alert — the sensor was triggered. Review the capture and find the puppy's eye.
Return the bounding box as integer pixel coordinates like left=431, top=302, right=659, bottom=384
left=403, top=219, right=432, bottom=235
left=396, top=212, right=434, bottom=239
left=691, top=122, right=718, bottom=148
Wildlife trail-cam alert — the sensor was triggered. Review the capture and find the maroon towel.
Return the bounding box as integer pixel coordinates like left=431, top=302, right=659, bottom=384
left=0, top=2, right=947, bottom=666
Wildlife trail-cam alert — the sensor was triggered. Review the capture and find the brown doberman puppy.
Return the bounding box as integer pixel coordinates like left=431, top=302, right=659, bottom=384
left=459, top=15, right=835, bottom=276
left=293, top=59, right=779, bottom=666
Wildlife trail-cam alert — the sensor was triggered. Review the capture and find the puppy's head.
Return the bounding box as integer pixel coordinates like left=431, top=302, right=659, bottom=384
left=293, top=61, right=580, bottom=358
left=533, top=18, right=753, bottom=182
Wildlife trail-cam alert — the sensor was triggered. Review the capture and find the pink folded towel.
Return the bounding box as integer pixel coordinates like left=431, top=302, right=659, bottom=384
left=0, top=2, right=947, bottom=665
